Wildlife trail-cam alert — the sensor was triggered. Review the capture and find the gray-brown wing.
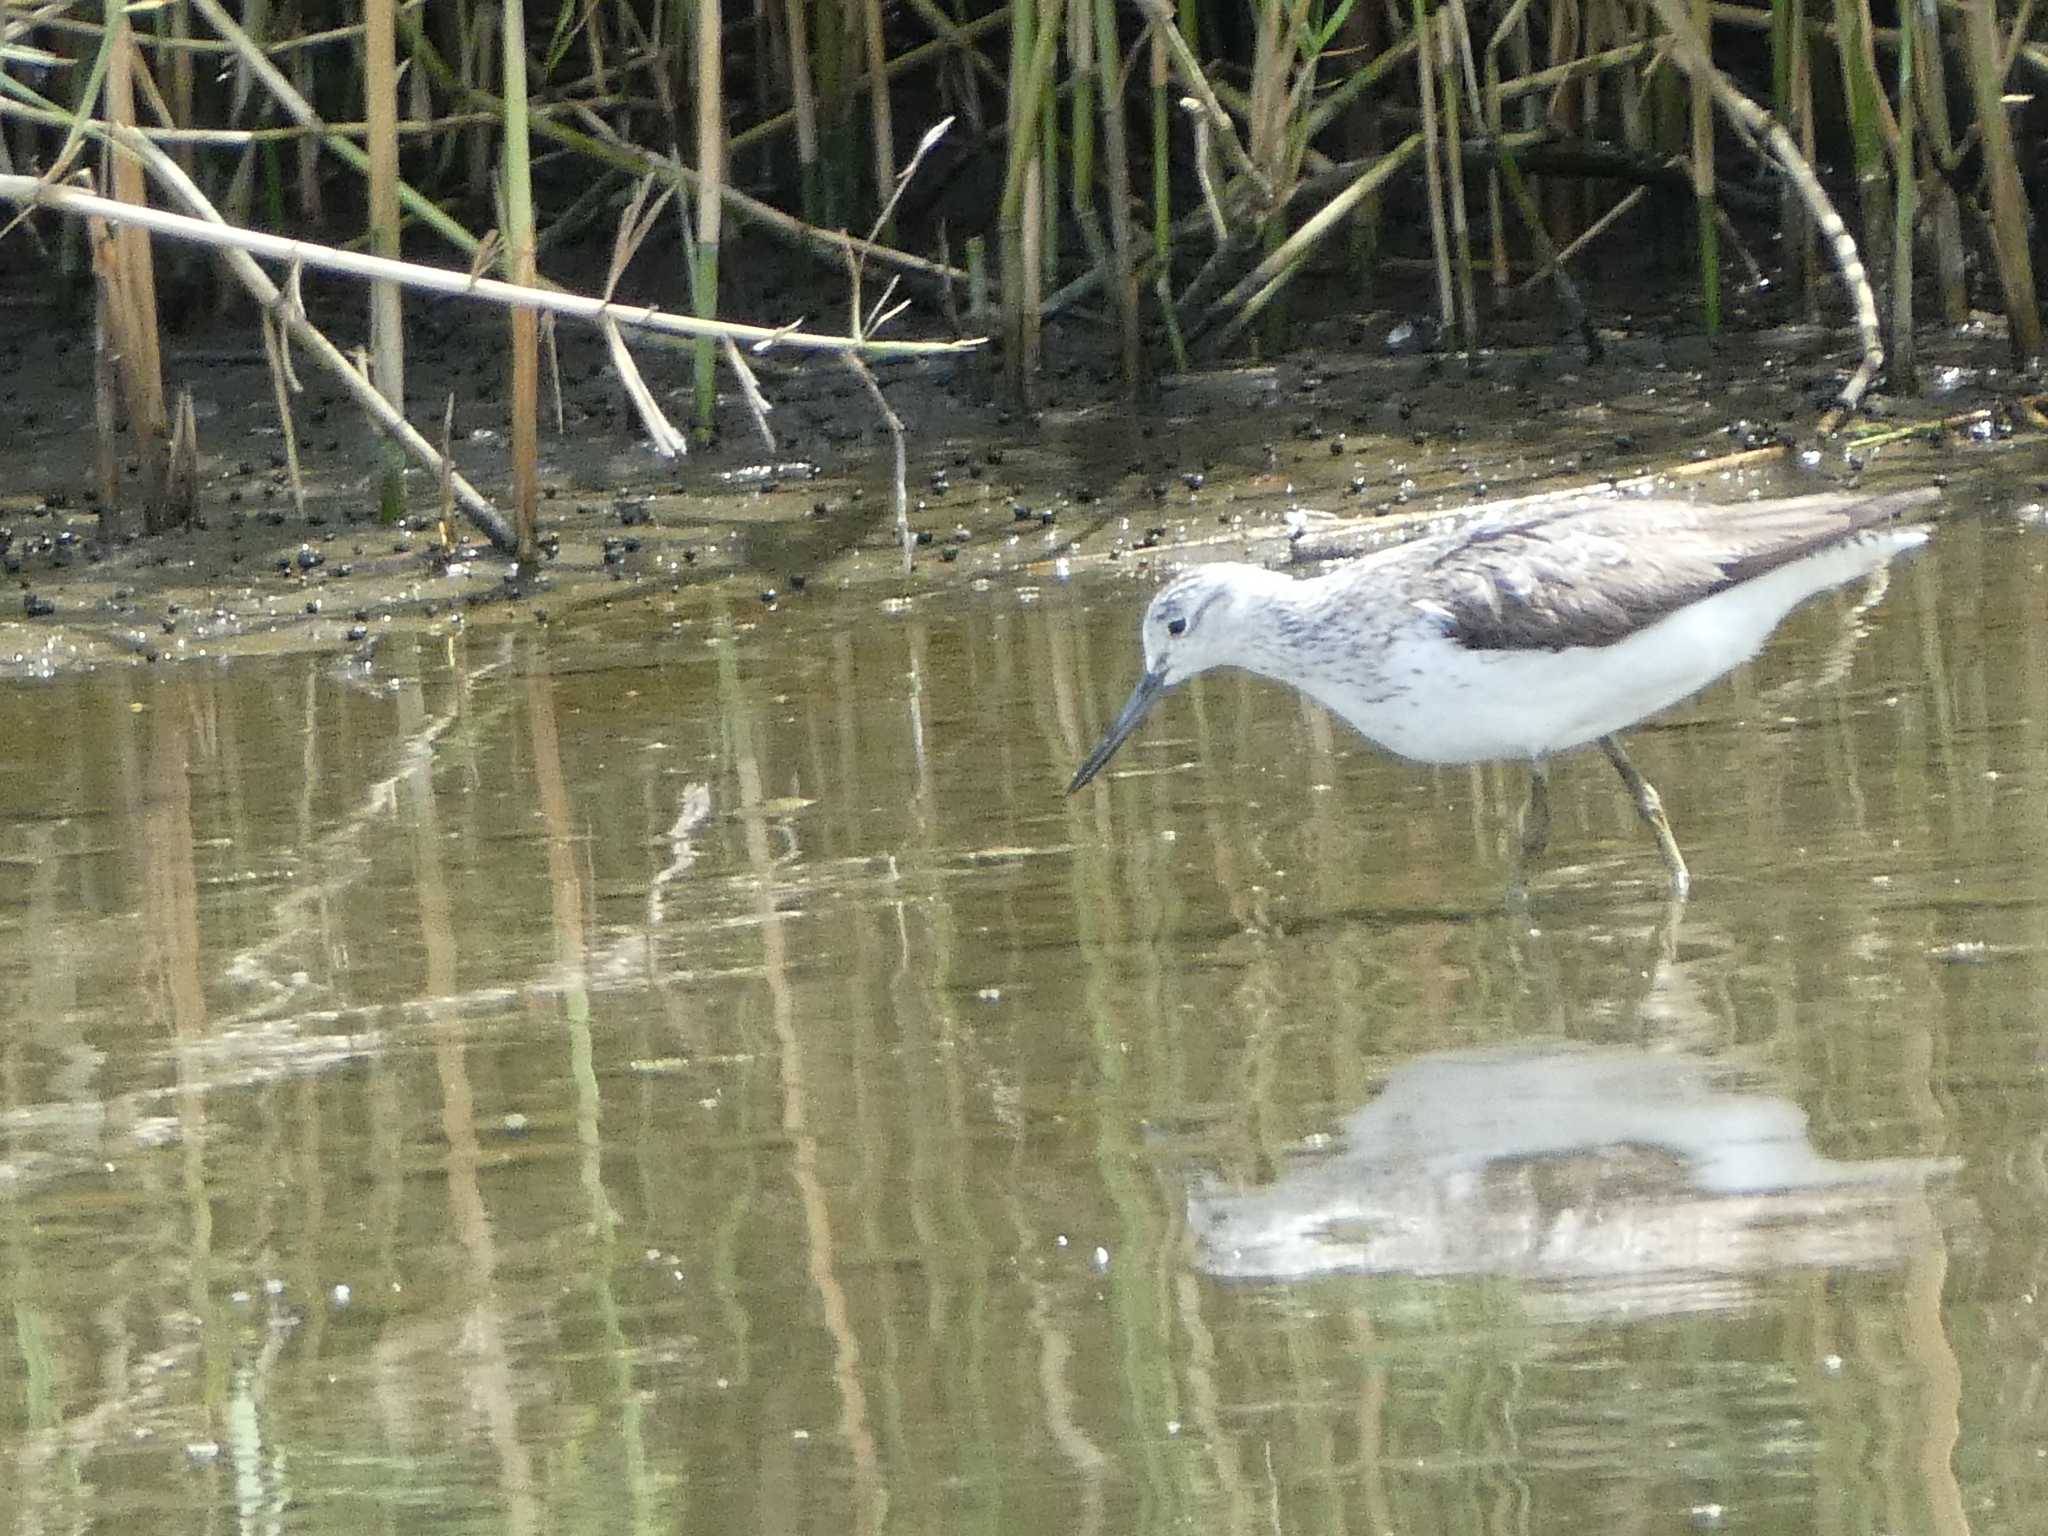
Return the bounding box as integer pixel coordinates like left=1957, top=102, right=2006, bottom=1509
left=1410, top=488, right=1934, bottom=652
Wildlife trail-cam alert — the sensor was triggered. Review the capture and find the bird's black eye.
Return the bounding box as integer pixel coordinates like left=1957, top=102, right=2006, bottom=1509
left=1166, top=615, right=1187, bottom=636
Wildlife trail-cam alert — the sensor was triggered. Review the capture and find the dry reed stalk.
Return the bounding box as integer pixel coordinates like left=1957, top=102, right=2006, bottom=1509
left=1443, top=0, right=1477, bottom=352
left=1540, top=0, right=1580, bottom=243
left=0, top=165, right=977, bottom=359
left=966, top=233, right=995, bottom=392
left=1960, top=0, right=2043, bottom=359
left=860, top=0, right=897, bottom=235
left=1482, top=8, right=1512, bottom=289
left=290, top=41, right=324, bottom=222
left=259, top=308, right=308, bottom=518
left=838, top=212, right=916, bottom=569
left=780, top=0, right=822, bottom=219
left=103, top=9, right=173, bottom=531
left=1039, top=41, right=1060, bottom=292
left=1412, top=3, right=1455, bottom=341
left=1904, top=0, right=1964, bottom=323
left=1200, top=133, right=1424, bottom=351
left=1065, top=0, right=1109, bottom=343
left=603, top=178, right=689, bottom=458
left=694, top=0, right=724, bottom=435
left=1691, top=0, right=1719, bottom=335
left=1494, top=39, right=1650, bottom=104
left=438, top=392, right=457, bottom=546
left=1089, top=0, right=1141, bottom=389
left=90, top=247, right=125, bottom=543
left=1889, top=5, right=1916, bottom=391
left=1512, top=184, right=1644, bottom=295
left=1791, top=0, right=1821, bottom=310
left=720, top=336, right=777, bottom=450
left=502, top=0, right=540, bottom=560
left=365, top=0, right=407, bottom=523
left=167, top=389, right=198, bottom=526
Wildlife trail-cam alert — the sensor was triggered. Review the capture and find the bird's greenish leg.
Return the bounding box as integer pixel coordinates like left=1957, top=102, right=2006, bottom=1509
left=1599, top=734, right=1691, bottom=899
left=1517, top=760, right=1552, bottom=864
left=1501, top=760, right=1550, bottom=902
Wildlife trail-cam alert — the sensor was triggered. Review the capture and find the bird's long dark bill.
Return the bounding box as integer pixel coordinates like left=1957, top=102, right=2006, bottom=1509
left=1068, top=669, right=1168, bottom=793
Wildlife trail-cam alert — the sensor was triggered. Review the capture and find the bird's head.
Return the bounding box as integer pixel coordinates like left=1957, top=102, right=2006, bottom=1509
left=1068, top=564, right=1261, bottom=792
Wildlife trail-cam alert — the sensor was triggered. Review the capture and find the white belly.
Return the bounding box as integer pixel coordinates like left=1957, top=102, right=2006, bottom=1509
left=1296, top=527, right=1924, bottom=764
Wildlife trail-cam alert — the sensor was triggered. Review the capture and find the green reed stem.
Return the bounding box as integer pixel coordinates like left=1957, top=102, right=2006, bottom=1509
left=1834, top=0, right=1892, bottom=295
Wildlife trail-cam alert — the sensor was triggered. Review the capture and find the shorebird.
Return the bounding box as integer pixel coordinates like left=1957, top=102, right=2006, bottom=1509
left=1068, top=487, right=1935, bottom=896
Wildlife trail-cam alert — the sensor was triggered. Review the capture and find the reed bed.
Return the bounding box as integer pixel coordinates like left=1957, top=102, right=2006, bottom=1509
left=0, top=0, right=2040, bottom=544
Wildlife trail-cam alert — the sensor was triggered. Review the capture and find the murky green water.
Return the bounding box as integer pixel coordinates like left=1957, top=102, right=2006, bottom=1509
left=3, top=495, right=2043, bottom=1534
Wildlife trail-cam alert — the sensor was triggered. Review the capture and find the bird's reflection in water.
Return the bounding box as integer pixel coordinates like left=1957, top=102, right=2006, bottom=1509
left=1189, top=1044, right=1955, bottom=1318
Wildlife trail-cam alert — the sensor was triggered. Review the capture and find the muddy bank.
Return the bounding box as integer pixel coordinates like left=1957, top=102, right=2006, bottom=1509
left=0, top=257, right=2034, bottom=678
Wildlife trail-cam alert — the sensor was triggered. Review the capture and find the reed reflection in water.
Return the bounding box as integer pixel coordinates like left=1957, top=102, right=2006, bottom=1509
left=0, top=512, right=2041, bottom=1535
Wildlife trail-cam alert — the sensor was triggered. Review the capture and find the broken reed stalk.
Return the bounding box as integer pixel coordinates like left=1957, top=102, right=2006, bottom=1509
left=1959, top=0, right=2044, bottom=359
left=694, top=0, right=724, bottom=437
left=365, top=0, right=407, bottom=524
left=500, top=0, right=540, bottom=562
left=605, top=180, right=688, bottom=458
left=0, top=165, right=976, bottom=360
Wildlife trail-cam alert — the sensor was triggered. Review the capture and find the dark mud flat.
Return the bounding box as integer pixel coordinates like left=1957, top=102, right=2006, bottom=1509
left=0, top=268, right=2033, bottom=677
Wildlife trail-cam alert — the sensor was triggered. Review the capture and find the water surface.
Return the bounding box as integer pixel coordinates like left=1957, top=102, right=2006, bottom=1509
left=2, top=494, right=2042, bottom=1535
